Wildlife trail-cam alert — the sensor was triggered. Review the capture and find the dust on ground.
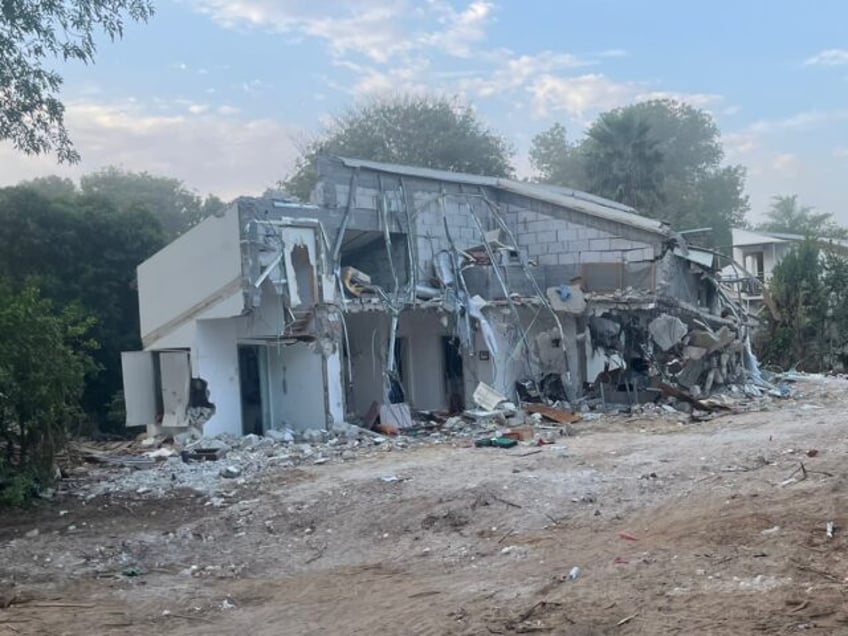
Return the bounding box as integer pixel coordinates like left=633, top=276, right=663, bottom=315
left=2, top=376, right=848, bottom=635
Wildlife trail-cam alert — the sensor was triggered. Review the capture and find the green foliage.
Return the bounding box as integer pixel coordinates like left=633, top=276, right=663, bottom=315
left=755, top=240, right=848, bottom=371
left=0, top=281, right=96, bottom=504
left=529, top=99, right=749, bottom=250
left=17, top=175, right=78, bottom=200
left=527, top=123, right=584, bottom=187
left=0, top=186, right=165, bottom=427
left=582, top=108, right=665, bottom=210
left=0, top=0, right=154, bottom=162
left=80, top=166, right=224, bottom=239
left=757, top=195, right=847, bottom=240
left=282, top=94, right=514, bottom=201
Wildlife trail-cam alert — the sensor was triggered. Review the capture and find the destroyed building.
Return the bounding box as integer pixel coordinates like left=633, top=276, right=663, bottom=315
left=121, top=156, right=759, bottom=437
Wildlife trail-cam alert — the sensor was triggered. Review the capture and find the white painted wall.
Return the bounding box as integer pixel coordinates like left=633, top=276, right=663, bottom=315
left=266, top=342, right=326, bottom=431
left=138, top=204, right=242, bottom=347
left=325, top=350, right=345, bottom=425
left=194, top=318, right=242, bottom=436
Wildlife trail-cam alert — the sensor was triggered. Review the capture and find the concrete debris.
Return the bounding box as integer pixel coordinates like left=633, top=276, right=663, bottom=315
left=648, top=314, right=688, bottom=351
left=264, top=428, right=295, bottom=443
left=379, top=403, right=414, bottom=430
left=473, top=382, right=508, bottom=411
left=220, top=465, right=242, bottom=479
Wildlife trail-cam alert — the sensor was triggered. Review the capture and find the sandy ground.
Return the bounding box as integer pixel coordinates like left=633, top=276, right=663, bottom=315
left=3, top=376, right=848, bottom=635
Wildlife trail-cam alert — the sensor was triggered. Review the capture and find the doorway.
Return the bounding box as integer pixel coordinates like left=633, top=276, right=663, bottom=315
left=238, top=345, right=264, bottom=435
left=442, top=336, right=465, bottom=413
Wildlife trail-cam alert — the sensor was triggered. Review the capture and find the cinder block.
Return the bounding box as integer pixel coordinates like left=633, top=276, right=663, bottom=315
left=568, top=239, right=591, bottom=253
left=537, top=254, right=558, bottom=265
left=581, top=251, right=601, bottom=262
left=558, top=252, right=579, bottom=265
left=557, top=228, right=573, bottom=242
left=526, top=220, right=546, bottom=234
left=517, top=231, right=537, bottom=246
left=528, top=242, right=547, bottom=256
left=589, top=238, right=612, bottom=251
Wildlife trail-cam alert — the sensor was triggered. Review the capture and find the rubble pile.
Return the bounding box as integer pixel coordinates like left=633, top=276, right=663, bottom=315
left=59, top=370, right=798, bottom=501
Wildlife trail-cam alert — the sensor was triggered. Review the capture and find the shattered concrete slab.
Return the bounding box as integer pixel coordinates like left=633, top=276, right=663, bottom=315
left=649, top=314, right=688, bottom=351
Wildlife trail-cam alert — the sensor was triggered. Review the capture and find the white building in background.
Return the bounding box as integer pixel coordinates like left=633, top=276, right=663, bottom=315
left=723, top=228, right=848, bottom=319
left=730, top=228, right=803, bottom=283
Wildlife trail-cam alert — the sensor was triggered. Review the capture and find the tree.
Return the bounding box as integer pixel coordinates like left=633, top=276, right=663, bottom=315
left=758, top=240, right=828, bottom=370
left=80, top=167, right=223, bottom=239
left=282, top=95, right=514, bottom=201
left=528, top=123, right=585, bottom=188
left=581, top=108, right=665, bottom=210
left=0, top=1, right=154, bottom=162
left=757, top=195, right=847, bottom=240
left=0, top=281, right=96, bottom=505
left=0, top=186, right=165, bottom=427
left=17, top=175, right=77, bottom=199
left=530, top=100, right=749, bottom=250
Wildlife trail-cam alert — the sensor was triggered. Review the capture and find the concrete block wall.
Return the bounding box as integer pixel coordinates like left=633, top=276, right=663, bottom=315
left=504, top=200, right=655, bottom=266
left=313, top=158, right=662, bottom=285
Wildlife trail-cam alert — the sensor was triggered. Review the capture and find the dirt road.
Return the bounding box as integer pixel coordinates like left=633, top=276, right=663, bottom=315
left=3, top=377, right=848, bottom=635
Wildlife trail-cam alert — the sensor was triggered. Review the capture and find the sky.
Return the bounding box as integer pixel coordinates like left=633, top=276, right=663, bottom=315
left=2, top=0, right=847, bottom=224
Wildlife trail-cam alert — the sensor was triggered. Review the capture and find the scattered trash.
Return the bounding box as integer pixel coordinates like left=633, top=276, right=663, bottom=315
left=144, top=447, right=177, bottom=460
left=474, top=437, right=518, bottom=449
left=472, top=382, right=508, bottom=411
left=121, top=566, right=144, bottom=577
left=618, top=532, right=638, bottom=542
left=567, top=566, right=581, bottom=580
left=827, top=521, right=835, bottom=539
left=761, top=525, right=780, bottom=536
left=181, top=446, right=228, bottom=463
left=503, top=426, right=535, bottom=442
left=617, top=613, right=639, bottom=627
left=523, top=403, right=582, bottom=424
left=375, top=423, right=399, bottom=436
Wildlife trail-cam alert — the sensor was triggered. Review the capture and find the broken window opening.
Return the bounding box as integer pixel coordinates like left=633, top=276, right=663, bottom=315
left=339, top=229, right=409, bottom=295
left=291, top=244, right=317, bottom=307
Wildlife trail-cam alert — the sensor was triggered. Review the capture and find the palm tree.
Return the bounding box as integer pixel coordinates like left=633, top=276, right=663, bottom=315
left=581, top=109, right=664, bottom=212
left=758, top=195, right=848, bottom=240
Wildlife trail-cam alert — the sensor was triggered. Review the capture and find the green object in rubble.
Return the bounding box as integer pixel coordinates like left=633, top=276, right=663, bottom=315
left=474, top=437, right=518, bottom=449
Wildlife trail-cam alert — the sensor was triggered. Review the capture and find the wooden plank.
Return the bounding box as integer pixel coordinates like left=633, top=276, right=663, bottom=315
left=523, top=403, right=582, bottom=424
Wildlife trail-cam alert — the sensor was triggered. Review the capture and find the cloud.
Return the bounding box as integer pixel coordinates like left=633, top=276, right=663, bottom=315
left=528, top=73, right=721, bottom=119
left=0, top=100, right=300, bottom=198
left=748, top=109, right=848, bottom=134
left=596, top=49, right=629, bottom=58
left=458, top=51, right=593, bottom=98
left=771, top=152, right=801, bottom=175
left=419, top=1, right=494, bottom=58
left=723, top=131, right=759, bottom=157
left=189, top=0, right=419, bottom=63
left=187, top=103, right=210, bottom=114
left=804, top=48, right=848, bottom=66
left=834, top=147, right=848, bottom=158
left=530, top=73, right=638, bottom=118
